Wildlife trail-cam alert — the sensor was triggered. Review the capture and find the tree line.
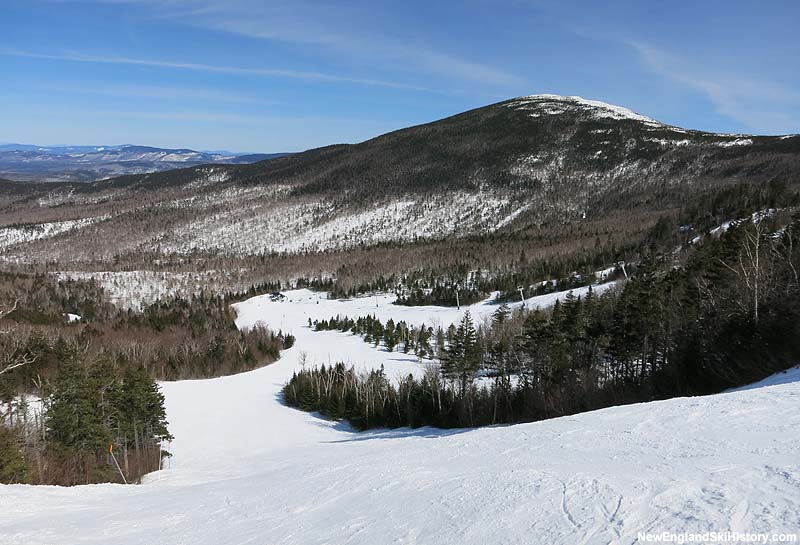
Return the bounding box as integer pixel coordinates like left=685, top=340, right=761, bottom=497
left=311, top=314, right=435, bottom=358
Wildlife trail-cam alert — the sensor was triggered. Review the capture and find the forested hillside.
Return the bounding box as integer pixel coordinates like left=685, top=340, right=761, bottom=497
left=0, top=275, right=293, bottom=485
left=1, top=95, right=797, bottom=272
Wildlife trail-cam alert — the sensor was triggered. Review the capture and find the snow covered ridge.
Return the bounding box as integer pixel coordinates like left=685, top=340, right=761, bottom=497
left=181, top=167, right=231, bottom=190
left=688, top=208, right=780, bottom=244
left=0, top=215, right=109, bottom=250
left=645, top=137, right=692, bottom=147
left=508, top=94, right=661, bottom=124
left=716, top=138, right=753, bottom=147
left=57, top=270, right=256, bottom=310
left=504, top=95, right=773, bottom=145
left=157, top=192, right=535, bottom=256
left=2, top=288, right=799, bottom=544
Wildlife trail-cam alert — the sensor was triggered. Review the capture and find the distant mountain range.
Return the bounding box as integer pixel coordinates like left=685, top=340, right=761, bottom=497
left=1, top=94, right=798, bottom=264
left=0, top=144, right=290, bottom=182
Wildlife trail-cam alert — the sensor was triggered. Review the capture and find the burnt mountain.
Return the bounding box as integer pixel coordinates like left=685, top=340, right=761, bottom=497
left=1, top=95, right=798, bottom=265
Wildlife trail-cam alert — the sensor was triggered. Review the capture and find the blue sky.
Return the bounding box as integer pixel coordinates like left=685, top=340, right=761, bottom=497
left=1, top=0, right=798, bottom=152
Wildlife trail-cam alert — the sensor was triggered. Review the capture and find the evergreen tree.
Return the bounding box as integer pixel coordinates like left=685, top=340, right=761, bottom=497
left=416, top=325, right=433, bottom=359
left=519, top=310, right=550, bottom=384
left=442, top=311, right=482, bottom=395
left=0, top=426, right=29, bottom=484
left=383, top=319, right=397, bottom=352
left=46, top=352, right=112, bottom=483
left=117, top=366, right=172, bottom=453
left=492, top=303, right=511, bottom=325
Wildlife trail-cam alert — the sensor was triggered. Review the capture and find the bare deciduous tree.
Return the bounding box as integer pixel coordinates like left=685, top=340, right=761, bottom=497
left=0, top=300, right=34, bottom=376
left=718, top=221, right=779, bottom=324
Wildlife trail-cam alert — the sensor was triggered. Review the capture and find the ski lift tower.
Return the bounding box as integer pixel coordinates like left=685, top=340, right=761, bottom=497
left=617, top=261, right=629, bottom=280
left=517, top=285, right=526, bottom=307
left=454, top=282, right=461, bottom=310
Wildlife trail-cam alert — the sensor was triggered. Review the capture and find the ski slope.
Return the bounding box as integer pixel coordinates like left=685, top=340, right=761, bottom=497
left=2, top=288, right=799, bottom=544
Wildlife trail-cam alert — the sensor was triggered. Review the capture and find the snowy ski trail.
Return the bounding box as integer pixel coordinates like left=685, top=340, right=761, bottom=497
left=2, top=287, right=799, bottom=544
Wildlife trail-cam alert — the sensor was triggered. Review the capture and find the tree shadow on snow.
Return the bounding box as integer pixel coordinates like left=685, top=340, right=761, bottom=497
left=727, top=365, right=800, bottom=393
left=272, top=383, right=500, bottom=441
left=323, top=426, right=479, bottom=444
left=271, top=390, right=356, bottom=432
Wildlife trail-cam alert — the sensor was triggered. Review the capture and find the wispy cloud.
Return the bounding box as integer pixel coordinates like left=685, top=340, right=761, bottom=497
left=81, top=109, right=393, bottom=126
left=0, top=47, right=434, bottom=92
left=66, top=0, right=525, bottom=88
left=624, top=39, right=800, bottom=134
left=563, top=22, right=800, bottom=134
left=36, top=82, right=278, bottom=105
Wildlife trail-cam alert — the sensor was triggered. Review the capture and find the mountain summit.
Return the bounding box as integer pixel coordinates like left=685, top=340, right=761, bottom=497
left=508, top=94, right=660, bottom=124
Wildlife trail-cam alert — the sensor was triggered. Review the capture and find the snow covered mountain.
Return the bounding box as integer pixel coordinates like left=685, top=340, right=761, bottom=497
left=2, top=288, right=798, bottom=544
left=0, top=144, right=288, bottom=182
left=1, top=95, right=798, bottom=263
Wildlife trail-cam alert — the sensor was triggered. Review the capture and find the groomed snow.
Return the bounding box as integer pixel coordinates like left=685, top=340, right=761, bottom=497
left=2, top=287, right=799, bottom=544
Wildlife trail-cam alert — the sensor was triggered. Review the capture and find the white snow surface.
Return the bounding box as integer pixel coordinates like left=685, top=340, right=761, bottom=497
left=717, top=138, right=754, bottom=147
left=159, top=191, right=530, bottom=255
left=509, top=94, right=660, bottom=124
left=688, top=208, right=779, bottom=245
left=0, top=215, right=108, bottom=250
left=58, top=270, right=235, bottom=310
left=2, top=287, right=799, bottom=544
